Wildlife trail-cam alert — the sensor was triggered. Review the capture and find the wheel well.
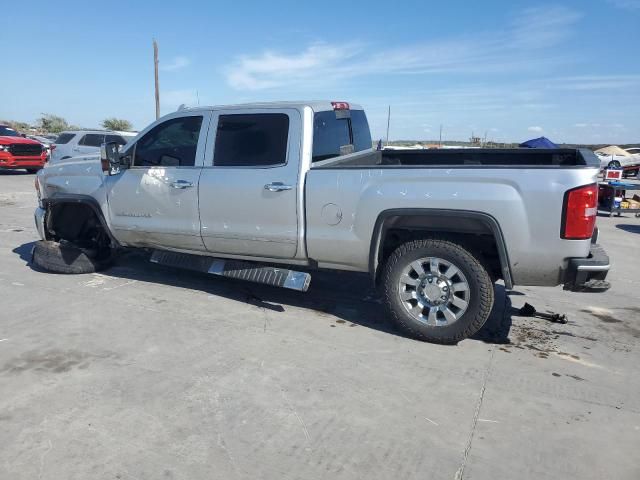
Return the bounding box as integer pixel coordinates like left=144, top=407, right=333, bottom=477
left=45, top=202, right=112, bottom=248
left=372, top=212, right=512, bottom=288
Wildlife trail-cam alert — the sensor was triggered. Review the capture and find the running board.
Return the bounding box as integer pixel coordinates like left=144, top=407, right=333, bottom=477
left=149, top=250, right=311, bottom=292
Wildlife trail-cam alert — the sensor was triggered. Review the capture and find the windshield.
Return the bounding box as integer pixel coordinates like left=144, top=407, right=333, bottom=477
left=0, top=126, right=21, bottom=137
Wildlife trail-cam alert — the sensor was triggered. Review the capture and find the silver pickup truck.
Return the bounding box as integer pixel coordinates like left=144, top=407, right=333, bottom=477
left=33, top=101, right=610, bottom=343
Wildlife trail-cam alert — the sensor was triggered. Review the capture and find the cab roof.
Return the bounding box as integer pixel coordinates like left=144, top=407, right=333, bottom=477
left=179, top=100, right=364, bottom=113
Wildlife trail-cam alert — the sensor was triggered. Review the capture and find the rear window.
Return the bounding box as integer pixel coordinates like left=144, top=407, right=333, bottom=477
left=78, top=134, right=105, bottom=147
left=312, top=109, right=371, bottom=162
left=54, top=133, right=75, bottom=144
left=351, top=110, right=372, bottom=152
left=214, top=113, right=289, bottom=167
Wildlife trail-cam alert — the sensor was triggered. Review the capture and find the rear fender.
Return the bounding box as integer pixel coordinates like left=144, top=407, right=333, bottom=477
left=369, top=208, right=513, bottom=289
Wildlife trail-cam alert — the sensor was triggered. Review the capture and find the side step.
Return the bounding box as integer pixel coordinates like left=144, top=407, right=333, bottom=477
left=149, top=250, right=311, bottom=292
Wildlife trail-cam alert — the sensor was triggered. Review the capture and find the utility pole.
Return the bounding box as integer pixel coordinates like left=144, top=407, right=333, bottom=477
left=385, top=105, right=391, bottom=146
left=153, top=39, right=160, bottom=120
left=439, top=124, right=443, bottom=147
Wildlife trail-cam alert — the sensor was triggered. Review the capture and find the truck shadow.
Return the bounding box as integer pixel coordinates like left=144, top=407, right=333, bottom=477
left=0, top=170, right=33, bottom=176
left=616, top=224, right=640, bottom=234
left=14, top=243, right=514, bottom=344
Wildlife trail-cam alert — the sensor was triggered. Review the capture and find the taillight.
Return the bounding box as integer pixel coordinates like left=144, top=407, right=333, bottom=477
left=562, top=183, right=598, bottom=239
left=331, top=101, right=350, bottom=110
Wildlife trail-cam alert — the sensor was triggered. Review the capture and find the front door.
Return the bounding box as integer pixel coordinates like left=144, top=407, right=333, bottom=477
left=105, top=112, right=211, bottom=251
left=198, top=109, right=300, bottom=259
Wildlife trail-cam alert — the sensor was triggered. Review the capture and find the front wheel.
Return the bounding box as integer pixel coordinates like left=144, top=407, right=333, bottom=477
left=382, top=238, right=494, bottom=344
left=32, top=240, right=113, bottom=274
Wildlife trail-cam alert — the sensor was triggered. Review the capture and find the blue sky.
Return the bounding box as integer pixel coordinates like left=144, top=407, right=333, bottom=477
left=2, top=0, right=639, bottom=143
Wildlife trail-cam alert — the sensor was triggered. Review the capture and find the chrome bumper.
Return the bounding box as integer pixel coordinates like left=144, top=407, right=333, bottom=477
left=34, top=207, right=46, bottom=240
left=563, top=244, right=611, bottom=292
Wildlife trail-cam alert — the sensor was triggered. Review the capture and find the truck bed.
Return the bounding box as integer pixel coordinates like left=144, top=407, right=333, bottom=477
left=305, top=147, right=601, bottom=285
left=313, top=148, right=599, bottom=169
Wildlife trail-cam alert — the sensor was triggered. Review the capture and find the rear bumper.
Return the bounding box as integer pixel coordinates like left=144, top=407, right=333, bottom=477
left=564, top=243, right=610, bottom=291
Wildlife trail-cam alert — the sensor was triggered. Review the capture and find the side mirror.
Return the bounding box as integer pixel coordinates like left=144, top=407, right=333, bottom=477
left=100, top=142, right=121, bottom=174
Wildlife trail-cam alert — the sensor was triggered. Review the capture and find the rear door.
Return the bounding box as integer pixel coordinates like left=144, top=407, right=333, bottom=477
left=74, top=133, right=104, bottom=156
left=199, top=109, right=300, bottom=258
left=105, top=112, right=211, bottom=251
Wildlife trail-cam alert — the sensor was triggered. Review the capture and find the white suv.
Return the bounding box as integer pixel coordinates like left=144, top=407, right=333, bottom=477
left=51, top=130, right=136, bottom=163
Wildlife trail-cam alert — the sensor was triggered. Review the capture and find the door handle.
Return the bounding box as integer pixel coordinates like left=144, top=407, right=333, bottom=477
left=170, top=179, right=194, bottom=189
left=264, top=182, right=293, bottom=192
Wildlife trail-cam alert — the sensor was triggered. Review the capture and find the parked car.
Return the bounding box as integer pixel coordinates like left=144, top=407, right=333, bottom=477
left=27, top=135, right=55, bottom=159
left=624, top=147, right=640, bottom=157
left=0, top=125, right=48, bottom=173
left=50, top=130, right=136, bottom=163
left=32, top=101, right=609, bottom=344
left=595, top=145, right=639, bottom=169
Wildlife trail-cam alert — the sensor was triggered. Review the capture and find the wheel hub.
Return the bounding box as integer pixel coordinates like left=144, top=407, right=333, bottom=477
left=397, top=256, right=471, bottom=326
left=419, top=274, right=451, bottom=306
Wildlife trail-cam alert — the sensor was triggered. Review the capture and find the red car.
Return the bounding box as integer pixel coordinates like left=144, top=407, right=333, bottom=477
left=0, top=125, right=48, bottom=173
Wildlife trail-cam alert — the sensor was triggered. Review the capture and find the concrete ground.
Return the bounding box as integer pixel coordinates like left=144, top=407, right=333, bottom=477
left=0, top=170, right=638, bottom=480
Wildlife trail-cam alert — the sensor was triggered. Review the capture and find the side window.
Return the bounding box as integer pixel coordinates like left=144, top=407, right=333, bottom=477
left=106, top=134, right=128, bottom=146
left=79, top=134, right=105, bottom=147
left=133, top=116, right=203, bottom=167
left=54, top=133, right=75, bottom=144
left=213, top=113, right=289, bottom=167
left=312, top=111, right=350, bottom=162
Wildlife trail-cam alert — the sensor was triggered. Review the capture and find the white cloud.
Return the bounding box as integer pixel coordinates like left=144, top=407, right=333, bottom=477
left=555, top=74, right=640, bottom=90
left=226, top=43, right=362, bottom=90
left=510, top=6, right=582, bottom=49
left=608, top=0, right=640, bottom=10
left=528, top=126, right=543, bottom=133
left=160, top=56, right=191, bottom=72
left=224, top=6, right=581, bottom=90
left=574, top=123, right=589, bottom=127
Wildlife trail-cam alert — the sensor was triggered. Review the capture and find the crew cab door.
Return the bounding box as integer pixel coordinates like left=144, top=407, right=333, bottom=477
left=104, top=111, right=211, bottom=251
left=198, top=109, right=300, bottom=258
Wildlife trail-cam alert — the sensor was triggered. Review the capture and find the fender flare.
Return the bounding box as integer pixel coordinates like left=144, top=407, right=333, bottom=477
left=369, top=208, right=514, bottom=289
left=43, top=194, right=120, bottom=248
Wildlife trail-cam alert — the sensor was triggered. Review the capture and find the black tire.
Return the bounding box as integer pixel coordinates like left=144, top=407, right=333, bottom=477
left=32, top=240, right=113, bottom=274
left=26, top=168, right=40, bottom=174
left=382, top=238, right=494, bottom=344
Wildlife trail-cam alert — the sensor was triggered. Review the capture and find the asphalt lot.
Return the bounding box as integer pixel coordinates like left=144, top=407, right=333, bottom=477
left=1, top=170, right=639, bottom=480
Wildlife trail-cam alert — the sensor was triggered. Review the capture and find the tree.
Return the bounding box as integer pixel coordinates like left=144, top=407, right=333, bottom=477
left=38, top=114, right=69, bottom=134
left=102, top=118, right=132, bottom=131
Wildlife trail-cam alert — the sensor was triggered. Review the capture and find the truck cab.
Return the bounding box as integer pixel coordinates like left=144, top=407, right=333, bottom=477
left=39, top=102, right=371, bottom=260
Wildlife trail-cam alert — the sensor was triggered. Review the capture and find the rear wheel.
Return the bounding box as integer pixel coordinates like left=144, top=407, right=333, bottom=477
left=32, top=240, right=113, bottom=274
left=382, top=238, right=494, bottom=344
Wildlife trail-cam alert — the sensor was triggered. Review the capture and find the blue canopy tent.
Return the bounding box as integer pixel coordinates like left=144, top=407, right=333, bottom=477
left=519, top=136, right=559, bottom=148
